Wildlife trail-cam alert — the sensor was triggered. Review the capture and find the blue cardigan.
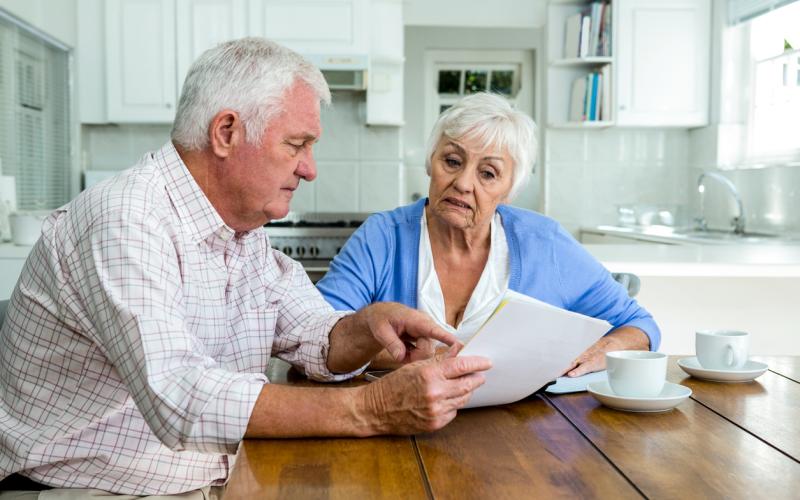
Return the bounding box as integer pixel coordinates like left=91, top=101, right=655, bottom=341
left=316, top=199, right=660, bottom=350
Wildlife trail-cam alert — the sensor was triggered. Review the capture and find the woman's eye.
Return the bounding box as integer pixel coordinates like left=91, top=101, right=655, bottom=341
left=444, top=158, right=461, bottom=167
left=480, top=170, right=496, bottom=180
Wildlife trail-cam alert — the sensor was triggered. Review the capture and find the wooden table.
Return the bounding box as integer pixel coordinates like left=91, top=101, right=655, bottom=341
left=224, top=356, right=800, bottom=499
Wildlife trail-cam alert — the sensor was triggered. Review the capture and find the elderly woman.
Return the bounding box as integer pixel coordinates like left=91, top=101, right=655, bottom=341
left=316, top=93, right=658, bottom=376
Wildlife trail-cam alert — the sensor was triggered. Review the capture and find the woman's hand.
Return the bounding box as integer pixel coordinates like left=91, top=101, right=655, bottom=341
left=563, top=326, right=650, bottom=377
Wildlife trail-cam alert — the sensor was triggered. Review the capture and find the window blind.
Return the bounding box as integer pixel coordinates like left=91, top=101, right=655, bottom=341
left=0, top=10, right=71, bottom=211
left=728, top=0, right=799, bottom=25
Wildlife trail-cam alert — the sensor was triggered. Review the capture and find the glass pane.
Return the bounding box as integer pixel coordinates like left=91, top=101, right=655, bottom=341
left=439, top=104, right=452, bottom=114
left=438, top=70, right=461, bottom=94
left=464, top=70, right=487, bottom=94
left=490, top=70, right=514, bottom=96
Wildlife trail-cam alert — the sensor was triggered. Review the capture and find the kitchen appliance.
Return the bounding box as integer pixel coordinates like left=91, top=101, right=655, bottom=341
left=265, top=212, right=370, bottom=281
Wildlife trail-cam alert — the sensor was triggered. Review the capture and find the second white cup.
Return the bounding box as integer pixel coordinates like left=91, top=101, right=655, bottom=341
left=606, top=350, right=667, bottom=398
left=696, top=330, right=749, bottom=370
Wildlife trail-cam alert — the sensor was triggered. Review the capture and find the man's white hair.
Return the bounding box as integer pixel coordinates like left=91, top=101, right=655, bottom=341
left=424, top=93, right=538, bottom=201
left=171, top=37, right=331, bottom=151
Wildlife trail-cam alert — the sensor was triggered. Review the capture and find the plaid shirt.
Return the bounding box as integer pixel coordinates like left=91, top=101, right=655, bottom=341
left=0, top=142, right=354, bottom=495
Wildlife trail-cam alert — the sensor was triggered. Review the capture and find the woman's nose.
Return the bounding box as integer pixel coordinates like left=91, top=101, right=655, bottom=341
left=452, top=168, right=473, bottom=192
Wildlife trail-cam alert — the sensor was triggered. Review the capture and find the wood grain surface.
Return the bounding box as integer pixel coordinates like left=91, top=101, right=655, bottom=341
left=415, top=395, right=642, bottom=499
left=225, top=357, right=800, bottom=499
left=670, top=356, right=800, bottom=461
left=753, top=356, right=800, bottom=383
left=545, top=390, right=800, bottom=498
left=223, top=437, right=427, bottom=500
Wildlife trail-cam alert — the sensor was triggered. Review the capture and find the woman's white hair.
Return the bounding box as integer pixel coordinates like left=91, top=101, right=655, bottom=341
left=171, top=37, right=331, bottom=151
left=424, top=93, right=538, bottom=201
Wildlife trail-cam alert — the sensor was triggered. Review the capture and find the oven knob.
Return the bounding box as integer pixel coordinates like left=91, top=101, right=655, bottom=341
left=310, top=246, right=319, bottom=257
left=296, top=246, right=306, bottom=257
left=282, top=246, right=292, bottom=256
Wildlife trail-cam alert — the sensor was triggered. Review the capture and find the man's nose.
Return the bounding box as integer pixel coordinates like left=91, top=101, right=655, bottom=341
left=297, top=150, right=317, bottom=181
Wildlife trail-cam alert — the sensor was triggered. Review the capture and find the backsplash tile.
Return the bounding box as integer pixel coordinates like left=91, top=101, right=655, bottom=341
left=545, top=128, right=692, bottom=233
left=360, top=161, right=403, bottom=212
left=81, top=91, right=404, bottom=214
left=315, top=161, right=359, bottom=212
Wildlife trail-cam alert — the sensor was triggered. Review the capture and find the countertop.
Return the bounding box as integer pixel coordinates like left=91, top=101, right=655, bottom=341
left=585, top=243, right=800, bottom=277
left=2, top=242, right=800, bottom=278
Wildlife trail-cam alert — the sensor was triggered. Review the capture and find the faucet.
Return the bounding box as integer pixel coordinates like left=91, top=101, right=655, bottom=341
left=696, top=171, right=745, bottom=234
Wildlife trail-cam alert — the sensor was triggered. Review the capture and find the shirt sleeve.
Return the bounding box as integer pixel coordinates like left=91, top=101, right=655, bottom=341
left=316, top=215, right=389, bottom=311
left=268, top=255, right=366, bottom=382
left=72, top=209, right=266, bottom=455
left=551, top=224, right=662, bottom=350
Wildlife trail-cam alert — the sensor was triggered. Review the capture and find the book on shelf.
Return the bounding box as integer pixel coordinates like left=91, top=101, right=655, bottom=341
left=562, top=1, right=612, bottom=59
left=569, top=65, right=611, bottom=123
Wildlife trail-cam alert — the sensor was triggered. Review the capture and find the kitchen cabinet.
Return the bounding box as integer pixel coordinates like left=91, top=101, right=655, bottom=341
left=176, top=0, right=248, bottom=96
left=248, top=0, right=368, bottom=54
left=615, top=0, right=710, bottom=127
left=81, top=0, right=404, bottom=125
left=105, top=0, right=177, bottom=122
left=366, top=0, right=404, bottom=126
left=546, top=0, right=710, bottom=128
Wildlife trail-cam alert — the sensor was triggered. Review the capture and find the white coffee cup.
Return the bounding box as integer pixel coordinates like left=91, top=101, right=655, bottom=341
left=696, top=330, right=749, bottom=370
left=606, top=350, right=667, bottom=398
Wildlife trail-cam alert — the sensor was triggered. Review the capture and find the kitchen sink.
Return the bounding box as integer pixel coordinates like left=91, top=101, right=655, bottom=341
left=591, top=225, right=800, bottom=245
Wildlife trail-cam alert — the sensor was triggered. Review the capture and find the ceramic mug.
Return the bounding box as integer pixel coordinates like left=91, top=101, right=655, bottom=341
left=606, top=350, right=667, bottom=398
left=696, top=330, right=749, bottom=370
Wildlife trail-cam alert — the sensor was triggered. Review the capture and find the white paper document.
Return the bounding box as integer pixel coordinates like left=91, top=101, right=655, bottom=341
left=459, top=290, right=611, bottom=408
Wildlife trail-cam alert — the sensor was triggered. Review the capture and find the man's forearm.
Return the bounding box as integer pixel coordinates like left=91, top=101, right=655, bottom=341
left=244, top=384, right=374, bottom=438
left=326, top=311, right=383, bottom=373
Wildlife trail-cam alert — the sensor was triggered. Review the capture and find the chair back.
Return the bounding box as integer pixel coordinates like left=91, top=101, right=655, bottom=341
left=612, top=272, right=641, bottom=298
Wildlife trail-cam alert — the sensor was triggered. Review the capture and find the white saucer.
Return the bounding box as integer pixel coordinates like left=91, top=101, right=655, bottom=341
left=677, top=357, right=769, bottom=382
left=587, top=381, right=692, bottom=412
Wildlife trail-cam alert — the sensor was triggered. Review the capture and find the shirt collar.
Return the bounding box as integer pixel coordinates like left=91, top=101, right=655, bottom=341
left=154, top=141, right=235, bottom=244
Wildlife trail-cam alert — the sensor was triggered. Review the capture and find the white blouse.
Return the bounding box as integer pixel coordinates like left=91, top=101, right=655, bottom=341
left=417, top=211, right=510, bottom=344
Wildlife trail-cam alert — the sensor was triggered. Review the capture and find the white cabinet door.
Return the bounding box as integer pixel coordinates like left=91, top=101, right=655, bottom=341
left=105, top=0, right=177, bottom=122
left=176, top=0, right=248, bottom=96
left=615, top=0, right=710, bottom=127
left=249, top=0, right=368, bottom=54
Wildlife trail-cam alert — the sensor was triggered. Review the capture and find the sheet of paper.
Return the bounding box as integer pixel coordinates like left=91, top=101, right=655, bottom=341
left=545, top=370, right=608, bottom=394
left=459, top=290, right=610, bottom=408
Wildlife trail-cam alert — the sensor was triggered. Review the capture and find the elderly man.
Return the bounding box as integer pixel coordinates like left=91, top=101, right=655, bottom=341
left=0, top=38, right=490, bottom=499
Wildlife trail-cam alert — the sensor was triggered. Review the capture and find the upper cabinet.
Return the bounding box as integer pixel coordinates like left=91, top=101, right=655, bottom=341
left=81, top=0, right=402, bottom=125
left=615, top=0, right=710, bottom=127
left=546, top=0, right=710, bottom=128
left=176, top=0, right=248, bottom=97
left=248, top=0, right=368, bottom=54
left=105, top=0, right=177, bottom=122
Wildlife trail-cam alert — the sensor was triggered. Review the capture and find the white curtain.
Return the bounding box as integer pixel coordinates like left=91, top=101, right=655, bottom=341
left=728, top=0, right=799, bottom=25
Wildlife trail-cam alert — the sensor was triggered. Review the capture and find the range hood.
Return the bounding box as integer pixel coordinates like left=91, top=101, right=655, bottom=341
left=305, top=54, right=368, bottom=91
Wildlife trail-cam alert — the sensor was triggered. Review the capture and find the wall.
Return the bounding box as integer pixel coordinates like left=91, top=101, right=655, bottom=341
left=0, top=0, right=76, bottom=47
left=403, top=25, right=544, bottom=211
left=404, top=0, right=545, bottom=28
left=546, top=129, right=693, bottom=234
left=81, top=91, right=403, bottom=214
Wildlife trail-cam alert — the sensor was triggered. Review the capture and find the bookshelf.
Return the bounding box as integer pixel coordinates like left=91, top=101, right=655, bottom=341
left=546, top=0, right=614, bottom=128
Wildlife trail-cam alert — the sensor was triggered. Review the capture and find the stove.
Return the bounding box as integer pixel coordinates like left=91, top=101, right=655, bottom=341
left=264, top=212, right=369, bottom=265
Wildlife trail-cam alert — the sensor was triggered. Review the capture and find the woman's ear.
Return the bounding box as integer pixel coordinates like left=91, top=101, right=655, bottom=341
left=208, top=109, right=243, bottom=159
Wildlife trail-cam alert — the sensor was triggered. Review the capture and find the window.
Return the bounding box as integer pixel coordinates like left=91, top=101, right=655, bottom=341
left=0, top=11, right=71, bottom=211
left=721, top=1, right=800, bottom=167
left=423, top=50, right=534, bottom=150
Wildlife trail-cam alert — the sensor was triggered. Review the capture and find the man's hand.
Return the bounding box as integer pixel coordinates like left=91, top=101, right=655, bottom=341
left=327, top=303, right=458, bottom=373
left=563, top=326, right=651, bottom=377
left=357, top=345, right=492, bottom=434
